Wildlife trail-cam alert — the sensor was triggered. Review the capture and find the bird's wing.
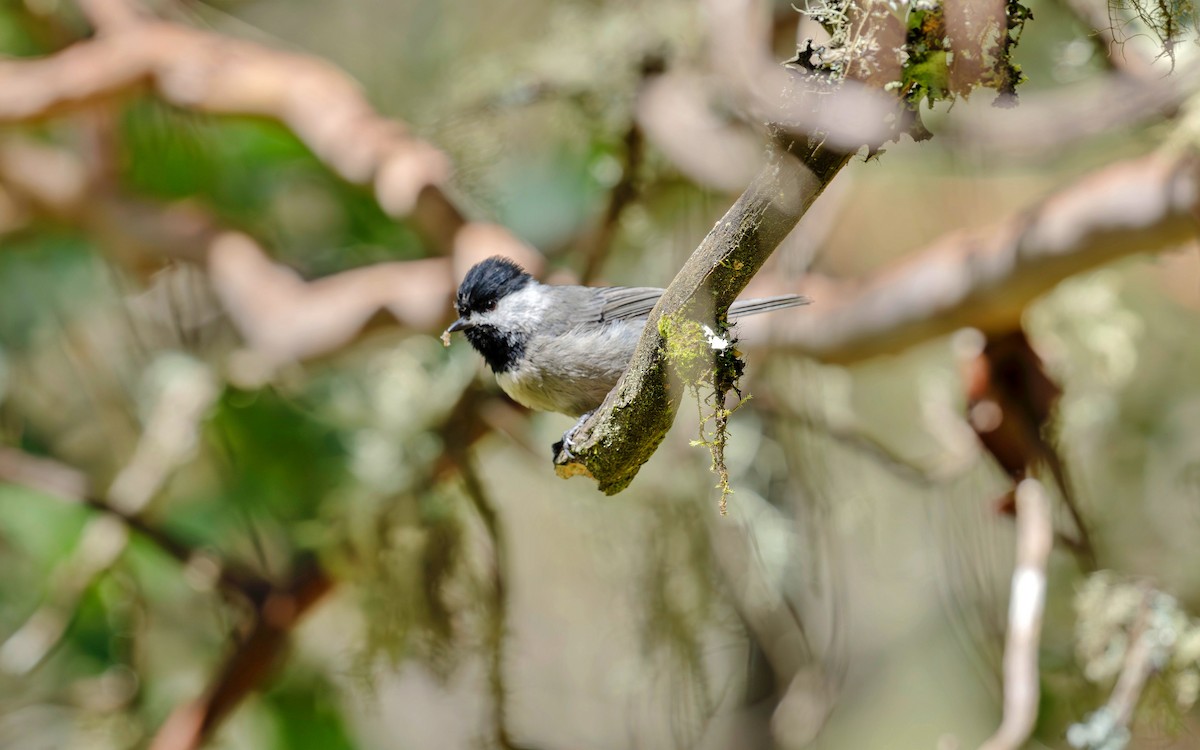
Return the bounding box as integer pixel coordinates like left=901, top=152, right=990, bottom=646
left=558, top=284, right=811, bottom=325
left=597, top=287, right=811, bottom=321
left=597, top=287, right=668, bottom=321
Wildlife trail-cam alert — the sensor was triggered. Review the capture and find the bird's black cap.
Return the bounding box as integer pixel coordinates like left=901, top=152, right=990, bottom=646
left=455, top=256, right=533, bottom=317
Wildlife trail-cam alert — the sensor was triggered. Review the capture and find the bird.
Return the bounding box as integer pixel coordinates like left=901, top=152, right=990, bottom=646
left=441, top=256, right=809, bottom=420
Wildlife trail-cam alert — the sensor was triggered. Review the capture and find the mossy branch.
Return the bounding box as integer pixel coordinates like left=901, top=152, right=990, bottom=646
left=552, top=136, right=851, bottom=494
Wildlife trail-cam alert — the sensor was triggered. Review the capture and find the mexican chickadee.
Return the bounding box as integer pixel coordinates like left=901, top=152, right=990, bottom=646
left=442, top=256, right=809, bottom=419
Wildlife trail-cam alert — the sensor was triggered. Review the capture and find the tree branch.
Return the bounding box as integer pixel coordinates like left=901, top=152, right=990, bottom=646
left=553, top=137, right=853, bottom=494
left=771, top=151, right=1200, bottom=364
left=0, top=4, right=540, bottom=270
left=979, top=478, right=1053, bottom=750
left=148, top=558, right=335, bottom=750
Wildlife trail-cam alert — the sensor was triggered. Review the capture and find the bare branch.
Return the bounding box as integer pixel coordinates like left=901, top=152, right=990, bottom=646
left=76, top=0, right=146, bottom=32
left=0, top=9, right=538, bottom=267
left=1050, top=0, right=1156, bottom=76
left=979, top=478, right=1053, bottom=750
left=964, top=331, right=1097, bottom=569
left=703, top=0, right=903, bottom=149
left=772, top=151, right=1200, bottom=364
left=0, top=447, right=248, bottom=589
left=941, top=65, right=1198, bottom=156
left=1068, top=584, right=1173, bottom=749
left=553, top=138, right=852, bottom=493
left=148, top=559, right=335, bottom=750
left=0, top=513, right=128, bottom=675
left=0, top=138, right=539, bottom=369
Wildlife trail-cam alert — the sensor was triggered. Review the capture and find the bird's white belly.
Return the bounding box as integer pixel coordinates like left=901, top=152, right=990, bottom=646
left=494, top=324, right=639, bottom=416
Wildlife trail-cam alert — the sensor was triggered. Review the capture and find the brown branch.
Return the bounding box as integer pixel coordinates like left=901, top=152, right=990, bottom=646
left=1051, top=0, right=1156, bottom=77
left=701, top=0, right=904, bottom=149
left=941, top=63, right=1197, bottom=156
left=144, top=380, right=504, bottom=750
left=772, top=151, right=1200, bottom=364
left=553, top=137, right=853, bottom=493
left=149, top=558, right=335, bottom=750
left=0, top=447, right=264, bottom=676
left=0, top=139, right=537, bottom=371
left=0, top=21, right=452, bottom=239
left=577, top=109, right=645, bottom=285
left=455, top=455, right=534, bottom=750
left=966, top=331, right=1097, bottom=569
left=0, top=445, right=266, bottom=595
left=0, top=3, right=539, bottom=270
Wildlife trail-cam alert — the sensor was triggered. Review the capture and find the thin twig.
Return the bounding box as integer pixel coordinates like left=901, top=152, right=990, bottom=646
left=978, top=478, right=1053, bottom=750
left=148, top=558, right=335, bottom=750
left=456, top=454, right=534, bottom=750
left=577, top=118, right=645, bottom=285
left=0, top=447, right=253, bottom=590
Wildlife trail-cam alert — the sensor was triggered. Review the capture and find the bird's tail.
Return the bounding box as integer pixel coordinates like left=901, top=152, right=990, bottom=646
left=727, top=294, right=811, bottom=319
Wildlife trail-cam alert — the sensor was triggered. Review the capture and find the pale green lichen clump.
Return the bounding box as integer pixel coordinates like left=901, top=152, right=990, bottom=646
left=1069, top=572, right=1200, bottom=749
left=659, top=311, right=749, bottom=515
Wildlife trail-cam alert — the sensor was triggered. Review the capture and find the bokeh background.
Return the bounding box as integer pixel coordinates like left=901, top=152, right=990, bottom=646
left=1, top=0, right=1200, bottom=749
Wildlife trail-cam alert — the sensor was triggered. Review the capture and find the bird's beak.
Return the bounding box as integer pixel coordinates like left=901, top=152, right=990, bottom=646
left=441, top=317, right=471, bottom=347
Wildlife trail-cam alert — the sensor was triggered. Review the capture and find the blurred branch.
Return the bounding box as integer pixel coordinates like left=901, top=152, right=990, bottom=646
left=456, top=454, right=533, bottom=750
left=942, top=64, right=1198, bottom=155
left=0, top=360, right=238, bottom=675
left=1100, top=598, right=1159, bottom=728
left=1068, top=585, right=1168, bottom=749
left=0, top=0, right=540, bottom=268
left=773, top=150, right=1200, bottom=364
left=0, top=138, right=508, bottom=371
left=577, top=102, right=646, bottom=285
left=1051, top=0, right=1155, bottom=76
left=0, top=447, right=254, bottom=592
left=0, top=448, right=256, bottom=675
left=702, top=0, right=905, bottom=150
left=978, top=478, right=1053, bottom=750
left=149, top=557, right=335, bottom=750
left=0, top=17, right=452, bottom=241
left=964, top=330, right=1096, bottom=569
left=145, top=381, right=504, bottom=750
left=553, top=138, right=852, bottom=494
left=0, top=0, right=558, bottom=370
left=207, top=233, right=453, bottom=379
left=0, top=512, right=129, bottom=675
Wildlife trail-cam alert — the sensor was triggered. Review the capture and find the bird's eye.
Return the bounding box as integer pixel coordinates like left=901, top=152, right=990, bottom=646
left=482, top=299, right=497, bottom=312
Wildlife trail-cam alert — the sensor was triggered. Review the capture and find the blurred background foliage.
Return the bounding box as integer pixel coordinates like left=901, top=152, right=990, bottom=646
left=1, top=0, right=1200, bottom=749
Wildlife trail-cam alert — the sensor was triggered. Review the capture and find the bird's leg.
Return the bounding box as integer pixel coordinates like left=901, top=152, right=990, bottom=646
left=552, top=411, right=594, bottom=461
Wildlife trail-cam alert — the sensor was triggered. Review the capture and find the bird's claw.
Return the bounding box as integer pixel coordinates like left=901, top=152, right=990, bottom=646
left=552, top=411, right=593, bottom=463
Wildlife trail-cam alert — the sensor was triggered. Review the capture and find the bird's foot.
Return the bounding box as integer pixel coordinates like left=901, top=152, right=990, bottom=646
left=552, top=411, right=594, bottom=463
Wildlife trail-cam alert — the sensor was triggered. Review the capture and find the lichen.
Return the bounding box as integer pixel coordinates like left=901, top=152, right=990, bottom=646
left=795, top=0, right=1032, bottom=118
left=1069, top=572, right=1200, bottom=748
left=1112, top=0, right=1197, bottom=64
left=659, top=311, right=749, bottom=515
